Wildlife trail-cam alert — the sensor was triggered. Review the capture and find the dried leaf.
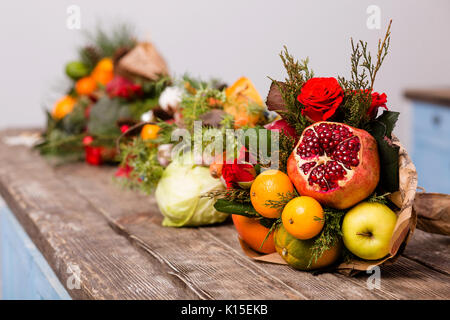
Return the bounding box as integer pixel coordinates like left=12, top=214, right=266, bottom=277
left=266, top=81, right=287, bottom=112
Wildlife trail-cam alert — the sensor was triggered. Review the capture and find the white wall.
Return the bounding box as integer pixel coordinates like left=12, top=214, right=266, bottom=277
left=1, top=0, right=450, bottom=150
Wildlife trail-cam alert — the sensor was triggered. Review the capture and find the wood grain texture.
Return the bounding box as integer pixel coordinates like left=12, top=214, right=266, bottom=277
left=0, top=130, right=199, bottom=300
left=0, top=129, right=449, bottom=299
left=58, top=163, right=450, bottom=300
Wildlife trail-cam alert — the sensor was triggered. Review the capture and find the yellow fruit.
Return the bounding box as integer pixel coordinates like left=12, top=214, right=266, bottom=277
left=282, top=196, right=324, bottom=240
left=141, top=124, right=160, bottom=140
left=250, top=169, right=294, bottom=219
left=224, top=77, right=264, bottom=128
left=52, top=95, right=76, bottom=119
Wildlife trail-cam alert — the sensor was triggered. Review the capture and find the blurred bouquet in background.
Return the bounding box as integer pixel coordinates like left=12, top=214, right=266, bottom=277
left=36, top=24, right=170, bottom=165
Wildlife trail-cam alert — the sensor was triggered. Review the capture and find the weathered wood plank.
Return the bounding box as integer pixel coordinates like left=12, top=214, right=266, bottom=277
left=403, top=229, right=450, bottom=275
left=205, top=224, right=450, bottom=300
left=58, top=163, right=449, bottom=300
left=56, top=164, right=306, bottom=299
left=0, top=131, right=200, bottom=300
left=1, top=129, right=449, bottom=300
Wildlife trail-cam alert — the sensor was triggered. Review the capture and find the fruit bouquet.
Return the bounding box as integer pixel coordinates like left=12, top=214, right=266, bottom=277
left=208, top=21, right=418, bottom=275
left=36, top=25, right=170, bottom=165
left=116, top=76, right=276, bottom=227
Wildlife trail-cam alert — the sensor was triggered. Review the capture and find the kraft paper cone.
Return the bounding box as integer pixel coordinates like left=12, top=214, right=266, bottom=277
left=118, top=42, right=169, bottom=81
left=239, top=136, right=419, bottom=276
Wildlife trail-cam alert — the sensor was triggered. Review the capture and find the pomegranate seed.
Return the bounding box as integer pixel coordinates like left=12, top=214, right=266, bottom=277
left=296, top=122, right=361, bottom=191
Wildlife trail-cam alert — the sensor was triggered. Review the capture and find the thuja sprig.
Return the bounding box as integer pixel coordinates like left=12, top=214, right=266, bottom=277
left=309, top=206, right=346, bottom=267
left=264, top=190, right=298, bottom=210
left=366, top=192, right=390, bottom=205
left=366, top=19, right=392, bottom=92
left=269, top=46, right=313, bottom=136
left=340, top=20, right=392, bottom=93
left=203, top=188, right=252, bottom=204
left=117, top=137, right=164, bottom=193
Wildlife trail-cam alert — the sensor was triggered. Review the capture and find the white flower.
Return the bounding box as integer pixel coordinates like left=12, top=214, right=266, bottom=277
left=159, top=86, right=183, bottom=111
left=140, top=110, right=154, bottom=122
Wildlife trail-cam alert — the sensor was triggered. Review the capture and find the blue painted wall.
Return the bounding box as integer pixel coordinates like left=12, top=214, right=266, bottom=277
left=0, top=206, right=71, bottom=300
left=412, top=102, right=450, bottom=194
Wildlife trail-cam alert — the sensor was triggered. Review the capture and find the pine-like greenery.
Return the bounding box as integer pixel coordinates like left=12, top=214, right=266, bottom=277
left=269, top=46, right=313, bottom=136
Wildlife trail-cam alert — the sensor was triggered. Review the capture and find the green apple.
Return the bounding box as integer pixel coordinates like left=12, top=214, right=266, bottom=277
left=342, top=202, right=397, bottom=260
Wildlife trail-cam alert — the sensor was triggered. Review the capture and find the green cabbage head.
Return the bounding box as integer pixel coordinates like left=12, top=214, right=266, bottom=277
left=155, top=154, right=228, bottom=227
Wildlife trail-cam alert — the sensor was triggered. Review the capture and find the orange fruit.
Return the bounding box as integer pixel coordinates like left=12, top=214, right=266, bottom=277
left=224, top=77, right=264, bottom=128
left=250, top=169, right=294, bottom=219
left=91, top=58, right=114, bottom=86
left=75, top=76, right=97, bottom=95
left=94, top=58, right=114, bottom=72
left=232, top=214, right=276, bottom=254
left=52, top=95, right=76, bottom=119
left=282, top=196, right=324, bottom=240
left=274, top=224, right=341, bottom=271
left=91, top=69, right=114, bottom=86
left=141, top=124, right=160, bottom=140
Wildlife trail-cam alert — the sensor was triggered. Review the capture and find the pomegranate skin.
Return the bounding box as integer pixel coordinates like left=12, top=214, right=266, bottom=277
left=287, top=122, right=380, bottom=209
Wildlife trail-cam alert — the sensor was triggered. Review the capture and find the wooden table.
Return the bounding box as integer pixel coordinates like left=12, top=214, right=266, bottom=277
left=0, top=129, right=449, bottom=300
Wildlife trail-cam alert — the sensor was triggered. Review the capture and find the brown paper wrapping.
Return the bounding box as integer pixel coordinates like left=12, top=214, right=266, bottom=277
left=239, top=136, right=419, bottom=276
left=117, top=42, right=169, bottom=81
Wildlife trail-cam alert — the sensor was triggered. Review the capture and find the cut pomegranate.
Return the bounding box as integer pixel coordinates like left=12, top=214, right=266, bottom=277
left=287, top=121, right=380, bottom=209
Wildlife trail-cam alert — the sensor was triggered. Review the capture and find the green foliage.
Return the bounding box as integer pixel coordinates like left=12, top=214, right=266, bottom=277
left=181, top=86, right=226, bottom=128
left=213, top=199, right=259, bottom=217
left=366, top=110, right=400, bottom=192
left=118, top=137, right=165, bottom=193
left=270, top=46, right=312, bottom=135
left=85, top=24, right=136, bottom=58
left=337, top=20, right=392, bottom=128
left=35, top=99, right=90, bottom=160
left=366, top=192, right=390, bottom=205
left=204, top=188, right=251, bottom=204
left=309, top=206, right=346, bottom=267
left=138, top=75, right=172, bottom=97
left=87, top=96, right=131, bottom=137
left=264, top=191, right=297, bottom=210
left=337, top=90, right=372, bottom=128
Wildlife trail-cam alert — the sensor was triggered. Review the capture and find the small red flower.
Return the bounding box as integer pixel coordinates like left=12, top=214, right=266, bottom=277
left=106, top=76, right=142, bottom=99
left=115, top=164, right=133, bottom=178
left=85, top=145, right=103, bottom=166
left=82, top=135, right=94, bottom=146
left=368, top=92, right=388, bottom=118
left=297, top=77, right=344, bottom=122
left=120, top=125, right=130, bottom=133
left=221, top=160, right=256, bottom=189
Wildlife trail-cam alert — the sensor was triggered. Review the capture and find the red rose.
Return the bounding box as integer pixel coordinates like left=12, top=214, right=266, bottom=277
left=106, top=76, right=142, bottom=99
left=297, top=77, right=344, bottom=122
left=221, top=160, right=256, bottom=189
left=368, top=92, right=388, bottom=118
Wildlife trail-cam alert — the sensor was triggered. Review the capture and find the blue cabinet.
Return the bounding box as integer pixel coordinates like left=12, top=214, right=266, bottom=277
left=1, top=206, right=71, bottom=300
left=411, top=101, right=450, bottom=194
